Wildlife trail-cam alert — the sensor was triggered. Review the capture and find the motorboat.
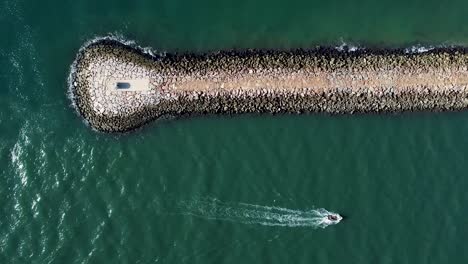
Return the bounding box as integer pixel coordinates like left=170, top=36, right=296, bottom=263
left=325, top=213, right=342, bottom=224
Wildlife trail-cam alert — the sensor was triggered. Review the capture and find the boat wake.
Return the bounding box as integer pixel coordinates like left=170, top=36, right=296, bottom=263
left=177, top=198, right=341, bottom=228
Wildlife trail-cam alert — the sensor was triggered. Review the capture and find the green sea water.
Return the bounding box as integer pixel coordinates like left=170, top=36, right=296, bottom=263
left=2, top=0, right=468, bottom=263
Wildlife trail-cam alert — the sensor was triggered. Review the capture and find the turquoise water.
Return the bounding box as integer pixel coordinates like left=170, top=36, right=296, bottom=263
left=3, top=0, right=468, bottom=262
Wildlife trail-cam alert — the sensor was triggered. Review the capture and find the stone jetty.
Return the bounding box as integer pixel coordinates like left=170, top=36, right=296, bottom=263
left=70, top=39, right=468, bottom=132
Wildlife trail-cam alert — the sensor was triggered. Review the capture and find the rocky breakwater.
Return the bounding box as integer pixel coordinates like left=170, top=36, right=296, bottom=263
left=70, top=39, right=468, bottom=132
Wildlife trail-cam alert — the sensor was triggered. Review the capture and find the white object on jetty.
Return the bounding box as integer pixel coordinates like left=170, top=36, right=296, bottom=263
left=107, top=79, right=150, bottom=91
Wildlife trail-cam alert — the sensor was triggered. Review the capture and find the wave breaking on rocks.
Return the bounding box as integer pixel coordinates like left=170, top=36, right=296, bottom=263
left=69, top=38, right=468, bottom=132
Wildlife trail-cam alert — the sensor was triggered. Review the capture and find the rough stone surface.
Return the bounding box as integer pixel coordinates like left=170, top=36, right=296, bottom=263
left=69, top=39, right=468, bottom=132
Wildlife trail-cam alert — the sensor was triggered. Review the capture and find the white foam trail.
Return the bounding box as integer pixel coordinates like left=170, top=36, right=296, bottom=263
left=177, top=198, right=340, bottom=228
left=335, top=39, right=361, bottom=52
left=333, top=39, right=458, bottom=54
left=404, top=45, right=434, bottom=54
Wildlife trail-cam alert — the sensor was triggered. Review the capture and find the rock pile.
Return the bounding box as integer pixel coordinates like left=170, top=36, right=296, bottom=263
left=69, top=39, right=468, bottom=132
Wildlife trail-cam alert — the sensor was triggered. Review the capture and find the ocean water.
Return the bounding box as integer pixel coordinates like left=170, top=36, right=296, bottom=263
left=2, top=0, right=468, bottom=263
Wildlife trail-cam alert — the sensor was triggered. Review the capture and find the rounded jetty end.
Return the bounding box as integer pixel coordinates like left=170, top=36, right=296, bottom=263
left=70, top=39, right=468, bottom=133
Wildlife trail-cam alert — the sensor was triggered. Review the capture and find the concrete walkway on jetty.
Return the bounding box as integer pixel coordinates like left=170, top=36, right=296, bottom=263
left=70, top=39, right=468, bottom=132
